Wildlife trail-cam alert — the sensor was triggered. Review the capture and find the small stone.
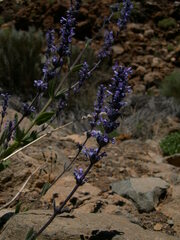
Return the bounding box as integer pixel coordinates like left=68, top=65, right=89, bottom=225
left=136, top=66, right=146, bottom=76
left=167, top=219, right=174, bottom=226
left=119, top=167, right=125, bottom=173
left=127, top=23, right=144, bottom=33
left=112, top=45, right=124, bottom=56
left=144, top=29, right=154, bottom=37
left=154, top=223, right=163, bottom=231
left=133, top=84, right=146, bottom=94
left=144, top=72, right=162, bottom=84
left=130, top=217, right=140, bottom=225
left=137, top=33, right=144, bottom=41
left=152, top=57, right=161, bottom=68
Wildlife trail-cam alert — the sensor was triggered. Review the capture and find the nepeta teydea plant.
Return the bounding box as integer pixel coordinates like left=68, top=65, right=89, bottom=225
left=0, top=0, right=132, bottom=162
left=0, top=0, right=133, bottom=238
left=22, top=0, right=133, bottom=239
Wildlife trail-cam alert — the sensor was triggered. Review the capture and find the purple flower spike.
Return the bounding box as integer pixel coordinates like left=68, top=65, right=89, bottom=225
left=83, top=147, right=107, bottom=164
left=23, top=103, right=35, bottom=117
left=91, top=130, right=109, bottom=147
left=75, top=61, right=90, bottom=92
left=108, top=63, right=132, bottom=111
left=59, top=8, right=76, bottom=57
left=101, top=118, right=120, bottom=134
left=74, top=168, right=86, bottom=185
left=90, top=85, right=106, bottom=128
left=56, top=96, right=67, bottom=118
left=3, top=120, right=15, bottom=149
left=117, top=0, right=133, bottom=30
left=1, top=93, right=10, bottom=119
left=34, top=80, right=48, bottom=92
left=46, top=29, right=56, bottom=54
left=98, top=31, right=114, bottom=59
left=91, top=130, right=115, bottom=147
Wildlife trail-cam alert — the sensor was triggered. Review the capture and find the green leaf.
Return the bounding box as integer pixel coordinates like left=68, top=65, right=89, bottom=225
left=35, top=112, right=54, bottom=126
left=22, top=131, right=38, bottom=144
left=25, top=228, right=36, bottom=240
left=41, top=182, right=51, bottom=196
left=0, top=128, right=8, bottom=145
left=0, top=160, right=10, bottom=172
left=48, top=79, right=57, bottom=99
left=71, top=63, right=83, bottom=72
left=108, top=130, right=119, bottom=138
left=14, top=127, right=26, bottom=142
left=0, top=141, right=19, bottom=159
left=15, top=201, right=22, bottom=214
left=55, top=89, right=66, bottom=99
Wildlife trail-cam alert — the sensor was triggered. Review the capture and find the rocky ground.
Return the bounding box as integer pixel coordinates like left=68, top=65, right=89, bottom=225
left=0, top=0, right=180, bottom=240
left=0, top=103, right=179, bottom=239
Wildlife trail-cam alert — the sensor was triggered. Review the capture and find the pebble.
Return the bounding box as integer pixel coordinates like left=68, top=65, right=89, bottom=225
left=154, top=223, right=163, bottom=231
left=167, top=219, right=174, bottom=226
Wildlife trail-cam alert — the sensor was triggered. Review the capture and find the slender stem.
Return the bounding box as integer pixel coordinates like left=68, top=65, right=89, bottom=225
left=54, top=40, right=91, bottom=97
left=89, top=60, right=101, bottom=75
left=49, top=135, right=89, bottom=188
left=46, top=110, right=101, bottom=191
left=30, top=212, right=57, bottom=240
left=32, top=163, right=93, bottom=239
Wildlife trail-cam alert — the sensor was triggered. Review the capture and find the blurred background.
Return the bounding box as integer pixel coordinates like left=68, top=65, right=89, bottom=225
left=0, top=0, right=179, bottom=136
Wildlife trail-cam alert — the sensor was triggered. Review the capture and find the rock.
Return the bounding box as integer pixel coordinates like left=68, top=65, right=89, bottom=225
left=110, top=177, right=169, bottom=212
left=136, top=65, right=146, bottom=76
left=144, top=71, right=162, bottom=84
left=167, top=219, right=174, bottom=226
left=136, top=33, right=144, bottom=41
left=147, top=86, right=160, bottom=95
left=154, top=223, right=163, bottom=231
left=0, top=211, right=179, bottom=240
left=127, top=23, right=144, bottom=33
left=112, top=45, right=124, bottom=56
left=144, top=29, right=154, bottom=37
left=152, top=57, right=162, bottom=68
left=133, top=84, right=146, bottom=94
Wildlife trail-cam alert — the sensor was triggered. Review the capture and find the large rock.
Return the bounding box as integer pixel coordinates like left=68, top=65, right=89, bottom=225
left=0, top=211, right=179, bottom=240
left=110, top=177, right=169, bottom=212
left=144, top=71, right=162, bottom=84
